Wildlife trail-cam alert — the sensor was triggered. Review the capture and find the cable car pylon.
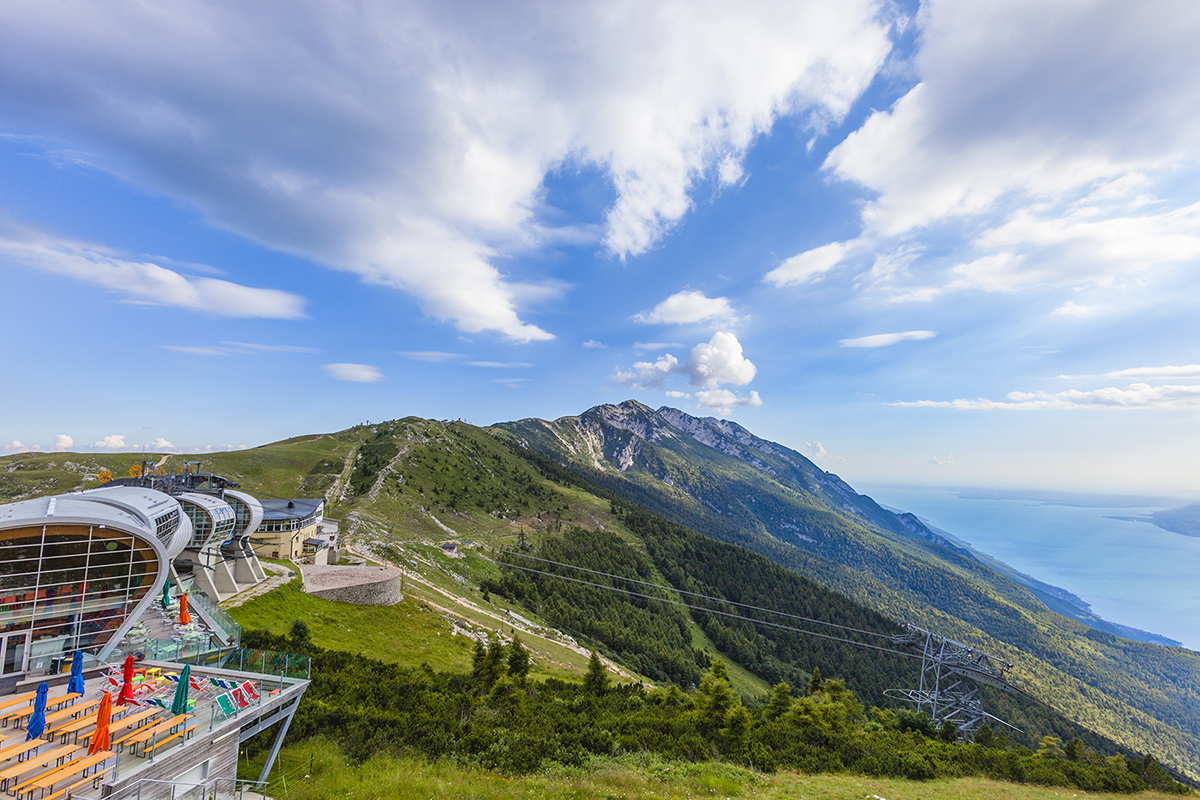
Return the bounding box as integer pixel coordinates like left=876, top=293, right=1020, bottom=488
left=886, top=624, right=1025, bottom=741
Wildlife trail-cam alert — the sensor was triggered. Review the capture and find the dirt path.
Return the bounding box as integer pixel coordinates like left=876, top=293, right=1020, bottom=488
left=348, top=544, right=642, bottom=683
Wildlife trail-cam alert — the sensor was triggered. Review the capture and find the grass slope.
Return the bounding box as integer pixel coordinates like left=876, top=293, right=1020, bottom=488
left=249, top=739, right=1186, bottom=800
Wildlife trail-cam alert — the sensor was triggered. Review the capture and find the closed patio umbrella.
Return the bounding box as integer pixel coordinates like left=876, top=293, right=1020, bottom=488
left=88, top=692, right=112, bottom=755
left=170, top=664, right=191, bottom=716
left=179, top=592, right=191, bottom=625
left=116, top=654, right=136, bottom=706
left=161, top=579, right=171, bottom=610
left=24, top=682, right=48, bottom=741
left=67, top=650, right=85, bottom=696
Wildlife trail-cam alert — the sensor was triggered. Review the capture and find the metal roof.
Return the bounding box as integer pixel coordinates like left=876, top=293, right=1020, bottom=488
left=260, top=498, right=323, bottom=522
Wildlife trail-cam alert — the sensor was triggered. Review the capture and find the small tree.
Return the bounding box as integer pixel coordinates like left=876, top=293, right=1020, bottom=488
left=583, top=650, right=608, bottom=696
left=289, top=619, right=311, bottom=649
left=807, top=666, right=822, bottom=696
left=507, top=635, right=531, bottom=685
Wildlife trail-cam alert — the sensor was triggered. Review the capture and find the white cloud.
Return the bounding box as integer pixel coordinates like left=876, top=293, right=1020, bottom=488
left=664, top=391, right=691, bottom=398
left=804, top=441, right=827, bottom=459
left=613, top=331, right=758, bottom=394
left=612, top=353, right=683, bottom=391
left=323, top=363, right=384, bottom=382
left=468, top=361, right=534, bottom=368
left=0, top=220, right=306, bottom=319
left=926, top=454, right=955, bottom=466
left=685, top=332, right=756, bottom=388
left=149, top=437, right=175, bottom=450
left=693, top=389, right=763, bottom=414
left=1105, top=365, right=1200, bottom=379
left=53, top=435, right=73, bottom=451
left=892, top=383, right=1200, bottom=410
left=222, top=342, right=319, bottom=354
left=840, top=330, right=935, bottom=348
left=398, top=352, right=468, bottom=363
left=3, top=440, right=32, bottom=453
left=161, top=345, right=230, bottom=356
left=765, top=241, right=849, bottom=287
left=93, top=435, right=129, bottom=451
left=0, top=1, right=894, bottom=340
left=633, top=342, right=683, bottom=353
left=818, top=2, right=1200, bottom=302
left=633, top=290, right=739, bottom=326
left=1053, top=301, right=1098, bottom=317
left=582, top=340, right=608, bottom=349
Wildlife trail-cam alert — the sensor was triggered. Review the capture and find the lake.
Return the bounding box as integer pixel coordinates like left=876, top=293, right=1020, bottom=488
left=859, top=485, right=1200, bottom=652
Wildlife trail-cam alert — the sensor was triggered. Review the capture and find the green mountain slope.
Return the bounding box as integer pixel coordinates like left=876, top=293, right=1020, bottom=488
left=491, top=400, right=1200, bottom=781
left=3, top=408, right=1197, bottom=780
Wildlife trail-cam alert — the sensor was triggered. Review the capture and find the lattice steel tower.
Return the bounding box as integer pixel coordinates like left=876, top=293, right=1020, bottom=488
left=887, top=625, right=1023, bottom=741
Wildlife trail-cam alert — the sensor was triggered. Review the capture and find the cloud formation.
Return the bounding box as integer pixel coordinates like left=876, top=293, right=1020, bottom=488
left=686, top=331, right=757, bottom=387
left=1, top=220, right=306, bottom=319
left=93, top=435, right=129, bottom=451
left=323, top=363, right=384, bottom=382
left=611, top=331, right=758, bottom=409
left=1105, top=365, right=1200, bottom=379
left=53, top=435, right=73, bottom=451
left=839, top=330, right=936, bottom=348
left=892, top=383, right=1200, bottom=410
left=0, top=1, right=894, bottom=341
left=777, top=2, right=1200, bottom=306
left=633, top=290, right=739, bottom=326
left=765, top=241, right=849, bottom=287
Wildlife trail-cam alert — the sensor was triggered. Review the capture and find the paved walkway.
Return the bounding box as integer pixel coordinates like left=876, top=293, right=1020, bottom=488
left=222, top=563, right=296, bottom=610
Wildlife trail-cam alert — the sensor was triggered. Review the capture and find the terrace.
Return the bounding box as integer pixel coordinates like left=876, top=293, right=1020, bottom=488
left=0, top=646, right=308, bottom=800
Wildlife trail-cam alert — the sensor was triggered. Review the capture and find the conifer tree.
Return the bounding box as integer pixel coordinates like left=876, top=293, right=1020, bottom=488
left=583, top=650, right=608, bottom=696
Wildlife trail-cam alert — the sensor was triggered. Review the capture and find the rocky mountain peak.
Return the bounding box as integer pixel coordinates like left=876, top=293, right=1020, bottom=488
left=582, top=399, right=678, bottom=443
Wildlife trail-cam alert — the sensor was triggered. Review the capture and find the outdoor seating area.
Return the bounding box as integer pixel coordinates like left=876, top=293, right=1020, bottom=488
left=0, top=651, right=271, bottom=800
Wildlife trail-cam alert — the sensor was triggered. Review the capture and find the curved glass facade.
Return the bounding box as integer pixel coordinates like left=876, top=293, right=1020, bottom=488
left=0, top=522, right=160, bottom=671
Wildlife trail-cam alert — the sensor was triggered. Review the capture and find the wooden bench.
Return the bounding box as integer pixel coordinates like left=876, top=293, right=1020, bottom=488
left=47, top=712, right=97, bottom=745
left=0, top=744, right=82, bottom=791
left=41, top=767, right=109, bottom=800
left=110, top=712, right=168, bottom=752
left=0, top=738, right=47, bottom=764
left=0, top=692, right=36, bottom=715
left=142, top=723, right=198, bottom=757
left=37, top=698, right=98, bottom=732
left=12, top=750, right=112, bottom=800
left=123, top=714, right=192, bottom=757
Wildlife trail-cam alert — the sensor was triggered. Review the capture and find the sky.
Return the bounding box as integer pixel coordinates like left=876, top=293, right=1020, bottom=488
left=2, top=0, right=1200, bottom=496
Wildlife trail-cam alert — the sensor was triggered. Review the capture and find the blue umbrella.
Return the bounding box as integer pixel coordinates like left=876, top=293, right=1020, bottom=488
left=67, top=650, right=85, bottom=696
left=25, top=681, right=48, bottom=741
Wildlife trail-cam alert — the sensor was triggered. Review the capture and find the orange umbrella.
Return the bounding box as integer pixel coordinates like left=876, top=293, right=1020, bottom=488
left=116, top=655, right=136, bottom=706
left=88, top=692, right=112, bottom=755
left=179, top=592, right=191, bottom=625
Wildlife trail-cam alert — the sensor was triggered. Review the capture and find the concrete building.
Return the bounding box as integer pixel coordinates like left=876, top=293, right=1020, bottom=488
left=252, top=499, right=323, bottom=561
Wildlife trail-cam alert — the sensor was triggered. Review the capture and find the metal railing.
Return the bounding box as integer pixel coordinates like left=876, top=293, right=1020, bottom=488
left=104, top=776, right=266, bottom=800
left=176, top=579, right=243, bottom=646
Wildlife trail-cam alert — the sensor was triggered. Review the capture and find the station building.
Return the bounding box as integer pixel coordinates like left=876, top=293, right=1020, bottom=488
left=252, top=499, right=324, bottom=561
left=0, top=469, right=314, bottom=796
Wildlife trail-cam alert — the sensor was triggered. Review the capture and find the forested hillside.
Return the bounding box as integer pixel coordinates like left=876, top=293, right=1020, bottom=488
left=2, top=406, right=1197, bottom=780
left=493, top=401, right=1200, bottom=780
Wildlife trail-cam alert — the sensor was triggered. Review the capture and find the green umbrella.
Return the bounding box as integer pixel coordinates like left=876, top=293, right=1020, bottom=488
left=170, top=664, right=191, bottom=716
left=161, top=579, right=171, bottom=610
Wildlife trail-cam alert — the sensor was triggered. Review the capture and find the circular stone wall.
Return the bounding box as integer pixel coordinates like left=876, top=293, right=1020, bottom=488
left=299, top=564, right=404, bottom=605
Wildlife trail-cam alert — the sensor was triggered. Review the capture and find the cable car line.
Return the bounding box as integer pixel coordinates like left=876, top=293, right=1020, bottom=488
left=491, top=546, right=896, bottom=641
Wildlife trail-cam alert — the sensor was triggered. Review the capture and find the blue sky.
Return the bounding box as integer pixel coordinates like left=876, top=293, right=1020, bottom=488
left=2, top=0, right=1200, bottom=496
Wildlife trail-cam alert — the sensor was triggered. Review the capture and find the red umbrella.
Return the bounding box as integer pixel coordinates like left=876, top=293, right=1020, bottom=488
left=88, top=692, right=112, bottom=755
left=179, top=593, right=191, bottom=626
left=116, top=655, right=136, bottom=706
